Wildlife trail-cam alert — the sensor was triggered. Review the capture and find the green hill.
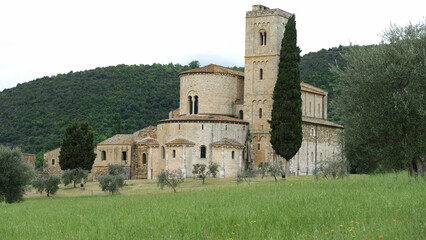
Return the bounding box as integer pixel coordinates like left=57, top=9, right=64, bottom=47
left=0, top=47, right=348, bottom=166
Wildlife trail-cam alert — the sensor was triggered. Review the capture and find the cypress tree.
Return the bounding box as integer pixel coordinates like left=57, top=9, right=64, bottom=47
left=269, top=15, right=302, bottom=176
left=59, top=121, right=96, bottom=171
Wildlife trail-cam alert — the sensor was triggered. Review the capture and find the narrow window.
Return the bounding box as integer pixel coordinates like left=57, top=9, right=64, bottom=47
left=202, top=124, right=204, bottom=130
left=194, top=96, right=199, bottom=114
left=260, top=31, right=267, bottom=46
left=189, top=96, right=193, bottom=114
left=260, top=32, right=264, bottom=46
left=51, top=159, right=55, bottom=165
left=101, top=151, right=106, bottom=161
left=264, top=32, right=267, bottom=45
left=179, top=124, right=180, bottom=129
left=122, top=151, right=127, bottom=161
left=143, top=153, right=147, bottom=164
left=173, top=149, right=176, bottom=158
left=259, top=108, right=263, bottom=118
left=258, top=143, right=260, bottom=150
left=162, top=146, right=165, bottom=159
left=260, top=68, right=263, bottom=80
left=239, top=110, right=243, bottom=120
left=310, top=128, right=315, bottom=136
left=232, top=151, right=235, bottom=159
left=200, top=146, right=206, bottom=158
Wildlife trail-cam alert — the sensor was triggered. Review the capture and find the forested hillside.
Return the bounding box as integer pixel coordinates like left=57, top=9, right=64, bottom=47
left=0, top=46, right=348, bottom=165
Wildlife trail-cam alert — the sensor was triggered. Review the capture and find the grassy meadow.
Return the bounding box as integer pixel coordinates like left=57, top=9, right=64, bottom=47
left=0, top=172, right=425, bottom=239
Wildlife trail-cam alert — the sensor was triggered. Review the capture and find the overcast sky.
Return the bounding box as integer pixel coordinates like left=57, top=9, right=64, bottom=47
left=0, top=0, right=424, bottom=91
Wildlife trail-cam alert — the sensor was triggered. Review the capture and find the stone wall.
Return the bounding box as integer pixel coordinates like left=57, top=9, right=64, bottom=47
left=22, top=153, right=35, bottom=170
left=43, top=148, right=62, bottom=175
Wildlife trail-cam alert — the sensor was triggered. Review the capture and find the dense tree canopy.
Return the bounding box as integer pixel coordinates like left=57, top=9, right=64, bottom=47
left=269, top=15, right=302, bottom=176
left=59, top=121, right=96, bottom=171
left=331, top=21, right=426, bottom=174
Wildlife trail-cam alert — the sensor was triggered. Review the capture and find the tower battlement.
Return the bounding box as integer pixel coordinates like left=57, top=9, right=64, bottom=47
left=247, top=5, right=292, bottom=18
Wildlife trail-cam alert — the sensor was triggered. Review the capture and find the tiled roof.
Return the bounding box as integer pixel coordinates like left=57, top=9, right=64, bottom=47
left=98, top=134, right=134, bottom=145
left=302, top=116, right=344, bottom=129
left=179, top=64, right=244, bottom=77
left=166, top=138, right=195, bottom=146
left=135, top=137, right=159, bottom=146
left=158, top=114, right=249, bottom=124
left=212, top=138, right=244, bottom=148
left=301, top=82, right=327, bottom=95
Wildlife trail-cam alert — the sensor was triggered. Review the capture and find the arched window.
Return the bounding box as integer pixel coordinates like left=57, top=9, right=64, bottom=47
left=260, top=30, right=267, bottom=46
left=173, top=149, right=176, bottom=158
left=188, top=96, right=193, bottom=114
left=200, top=146, right=206, bottom=158
left=259, top=108, right=263, bottom=118
left=194, top=96, right=199, bottom=114
left=201, top=124, right=204, bottom=130
left=142, top=153, right=147, bottom=164
left=101, top=151, right=106, bottom=161
left=51, top=159, right=55, bottom=165
left=239, top=110, right=243, bottom=120
left=260, top=68, right=263, bottom=80
left=258, top=143, right=261, bottom=150
left=122, top=151, right=127, bottom=161
left=310, top=128, right=315, bottom=137
left=162, top=146, right=165, bottom=159
left=232, top=151, right=235, bottom=159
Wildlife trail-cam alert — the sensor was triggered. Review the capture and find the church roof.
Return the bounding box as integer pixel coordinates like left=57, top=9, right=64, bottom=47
left=166, top=138, right=195, bottom=146
left=135, top=137, right=159, bottom=146
left=302, top=116, right=344, bottom=129
left=212, top=138, right=244, bottom=148
left=179, top=64, right=244, bottom=77
left=98, top=134, right=134, bottom=145
left=158, top=115, right=249, bottom=124
left=301, top=82, right=327, bottom=96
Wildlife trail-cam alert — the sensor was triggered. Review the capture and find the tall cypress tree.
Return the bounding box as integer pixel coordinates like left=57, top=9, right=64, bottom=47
left=59, top=121, right=96, bottom=171
left=269, top=15, right=302, bottom=176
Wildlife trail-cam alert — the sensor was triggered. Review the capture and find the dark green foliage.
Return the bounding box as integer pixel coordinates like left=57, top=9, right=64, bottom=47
left=207, top=161, right=219, bottom=178
left=157, top=170, right=184, bottom=193
left=116, top=116, right=121, bottom=134
left=0, top=145, right=34, bottom=203
left=269, top=15, right=302, bottom=177
left=59, top=121, right=96, bottom=171
left=61, top=168, right=89, bottom=188
left=299, top=46, right=349, bottom=122
left=331, top=21, right=426, bottom=174
left=98, top=175, right=125, bottom=195
left=31, top=175, right=61, bottom=197
left=0, top=61, right=200, bottom=154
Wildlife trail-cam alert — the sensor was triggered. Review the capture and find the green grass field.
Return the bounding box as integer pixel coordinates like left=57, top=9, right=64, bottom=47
left=1, top=172, right=424, bottom=239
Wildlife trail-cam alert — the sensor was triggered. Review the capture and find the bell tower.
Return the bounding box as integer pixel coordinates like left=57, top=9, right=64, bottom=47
left=243, top=5, right=292, bottom=165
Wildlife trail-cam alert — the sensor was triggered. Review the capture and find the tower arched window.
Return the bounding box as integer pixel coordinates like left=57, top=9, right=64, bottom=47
left=162, top=146, right=165, bottom=159
left=142, top=153, right=147, bottom=164
left=194, top=96, right=199, bottom=114
left=200, top=145, right=206, bottom=158
left=173, top=149, right=176, bottom=158
left=260, top=68, right=263, bottom=80
left=232, top=151, right=235, bottom=159
left=239, top=110, right=243, bottom=120
left=259, top=108, right=263, bottom=118
left=260, top=30, right=267, bottom=46
left=101, top=151, right=106, bottom=161
left=188, top=96, right=193, bottom=114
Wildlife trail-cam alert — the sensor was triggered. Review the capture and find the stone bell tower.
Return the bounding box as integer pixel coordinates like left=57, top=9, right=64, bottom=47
left=243, top=5, right=292, bottom=166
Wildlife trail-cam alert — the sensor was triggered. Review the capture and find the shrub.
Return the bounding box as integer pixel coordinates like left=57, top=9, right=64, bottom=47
left=236, top=168, right=258, bottom=185
left=208, top=162, right=220, bottom=178
left=314, top=157, right=349, bottom=179
left=192, top=164, right=208, bottom=184
left=157, top=170, right=184, bottom=193
left=258, top=162, right=270, bottom=178
left=98, top=164, right=125, bottom=194
left=61, top=168, right=89, bottom=188
left=0, top=145, right=34, bottom=203
left=267, top=160, right=284, bottom=182
left=30, top=175, right=61, bottom=197
left=98, top=175, right=125, bottom=195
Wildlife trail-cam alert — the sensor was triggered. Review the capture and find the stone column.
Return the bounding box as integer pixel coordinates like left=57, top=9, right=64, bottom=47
left=220, top=146, right=225, bottom=178
left=239, top=149, right=243, bottom=173
left=148, top=146, right=152, bottom=179
left=165, top=146, right=168, bottom=170
left=182, top=145, right=186, bottom=178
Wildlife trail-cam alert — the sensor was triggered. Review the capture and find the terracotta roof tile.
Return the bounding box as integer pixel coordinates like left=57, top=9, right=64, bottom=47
left=301, top=82, right=327, bottom=95
left=135, top=137, right=159, bottom=146
left=179, top=64, right=244, bottom=77
left=158, top=115, right=248, bottom=124
left=302, top=116, right=344, bottom=129
left=212, top=138, right=244, bottom=148
left=98, top=134, right=134, bottom=145
left=166, top=138, right=195, bottom=146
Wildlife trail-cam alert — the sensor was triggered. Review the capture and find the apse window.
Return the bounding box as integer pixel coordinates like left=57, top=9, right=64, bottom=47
left=260, top=68, right=263, bottom=80
left=101, top=151, right=106, bottom=161
left=232, top=151, right=235, bottom=159
left=310, top=128, right=315, bottom=137
left=143, top=153, right=147, bottom=164
left=260, top=30, right=267, bottom=46
left=122, top=151, right=127, bottom=161
left=200, top=146, right=206, bottom=158
left=173, top=149, right=176, bottom=158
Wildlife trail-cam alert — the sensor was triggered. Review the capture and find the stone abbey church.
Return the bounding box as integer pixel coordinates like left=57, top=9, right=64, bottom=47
left=44, top=5, right=343, bottom=179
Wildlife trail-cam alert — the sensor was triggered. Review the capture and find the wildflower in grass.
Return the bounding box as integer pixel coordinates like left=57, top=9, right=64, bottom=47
left=348, top=226, right=354, bottom=231
left=379, top=237, right=383, bottom=239
left=226, top=238, right=233, bottom=240
left=325, top=232, right=328, bottom=235
left=250, top=220, right=256, bottom=224
left=331, top=230, right=334, bottom=233
left=262, top=209, right=265, bottom=213
left=356, top=222, right=359, bottom=224
left=340, top=225, right=344, bottom=228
